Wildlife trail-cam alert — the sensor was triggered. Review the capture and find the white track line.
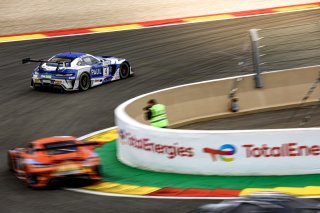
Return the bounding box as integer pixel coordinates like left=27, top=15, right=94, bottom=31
left=77, top=126, right=117, bottom=140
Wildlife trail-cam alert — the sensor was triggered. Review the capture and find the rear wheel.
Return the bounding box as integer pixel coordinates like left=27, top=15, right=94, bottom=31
left=79, top=73, right=90, bottom=91
left=119, top=62, right=130, bottom=79
left=31, top=79, right=41, bottom=91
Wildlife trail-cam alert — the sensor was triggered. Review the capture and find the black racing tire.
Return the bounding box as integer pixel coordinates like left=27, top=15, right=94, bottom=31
left=33, top=85, right=42, bottom=91
left=119, top=62, right=130, bottom=79
left=31, top=79, right=41, bottom=91
left=25, top=172, right=37, bottom=187
left=79, top=73, right=91, bottom=91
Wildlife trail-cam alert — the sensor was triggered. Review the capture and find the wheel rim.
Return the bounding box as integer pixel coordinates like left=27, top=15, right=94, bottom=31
left=121, top=64, right=129, bottom=78
left=81, top=75, right=90, bottom=90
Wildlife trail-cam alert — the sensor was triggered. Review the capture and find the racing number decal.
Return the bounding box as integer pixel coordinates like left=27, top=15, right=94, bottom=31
left=103, top=66, right=109, bottom=77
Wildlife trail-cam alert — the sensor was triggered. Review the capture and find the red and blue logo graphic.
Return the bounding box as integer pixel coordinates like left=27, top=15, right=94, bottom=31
left=203, top=144, right=236, bottom=162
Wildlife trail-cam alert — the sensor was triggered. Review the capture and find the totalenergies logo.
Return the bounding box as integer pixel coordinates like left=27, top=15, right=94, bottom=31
left=203, top=144, right=237, bottom=162
left=118, top=129, right=194, bottom=159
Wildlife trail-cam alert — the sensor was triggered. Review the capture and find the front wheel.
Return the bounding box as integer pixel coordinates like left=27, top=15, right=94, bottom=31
left=79, top=73, right=91, bottom=91
left=25, top=172, right=37, bottom=187
left=119, top=62, right=130, bottom=79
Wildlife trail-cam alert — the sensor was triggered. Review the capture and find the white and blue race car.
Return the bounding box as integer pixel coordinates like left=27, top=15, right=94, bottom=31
left=23, top=52, right=133, bottom=91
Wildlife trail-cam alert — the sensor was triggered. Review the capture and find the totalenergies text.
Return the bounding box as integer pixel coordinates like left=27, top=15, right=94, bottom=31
left=243, top=143, right=320, bottom=158
left=120, top=133, right=194, bottom=159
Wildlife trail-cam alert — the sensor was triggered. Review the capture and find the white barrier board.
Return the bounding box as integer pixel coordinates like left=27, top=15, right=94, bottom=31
left=116, top=105, right=320, bottom=176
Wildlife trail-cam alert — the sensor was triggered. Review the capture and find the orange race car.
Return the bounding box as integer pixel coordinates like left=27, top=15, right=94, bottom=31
left=7, top=136, right=102, bottom=187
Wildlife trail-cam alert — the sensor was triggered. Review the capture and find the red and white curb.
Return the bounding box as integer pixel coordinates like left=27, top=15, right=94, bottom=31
left=0, top=2, right=319, bottom=43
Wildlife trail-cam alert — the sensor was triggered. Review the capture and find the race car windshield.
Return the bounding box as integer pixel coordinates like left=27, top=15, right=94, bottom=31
left=44, top=141, right=77, bottom=155
left=46, top=57, right=73, bottom=67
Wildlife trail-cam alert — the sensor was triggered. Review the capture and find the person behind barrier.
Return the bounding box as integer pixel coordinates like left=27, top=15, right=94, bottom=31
left=230, top=97, right=239, bottom=112
left=143, top=99, right=168, bottom=128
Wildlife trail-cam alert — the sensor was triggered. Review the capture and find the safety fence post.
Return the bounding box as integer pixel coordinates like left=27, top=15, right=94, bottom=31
left=249, top=29, right=263, bottom=88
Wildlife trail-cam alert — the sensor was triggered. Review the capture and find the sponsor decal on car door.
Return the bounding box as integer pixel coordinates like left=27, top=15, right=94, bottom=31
left=90, top=64, right=103, bottom=78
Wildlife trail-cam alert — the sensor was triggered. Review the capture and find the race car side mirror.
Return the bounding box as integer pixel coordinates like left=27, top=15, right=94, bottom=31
left=22, top=58, right=31, bottom=64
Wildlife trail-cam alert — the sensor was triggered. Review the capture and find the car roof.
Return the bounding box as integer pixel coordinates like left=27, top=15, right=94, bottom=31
left=55, top=52, right=86, bottom=59
left=31, top=136, right=77, bottom=147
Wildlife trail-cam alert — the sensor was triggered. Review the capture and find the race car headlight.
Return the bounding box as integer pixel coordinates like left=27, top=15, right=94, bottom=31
left=25, top=159, right=50, bottom=168
left=33, top=164, right=51, bottom=168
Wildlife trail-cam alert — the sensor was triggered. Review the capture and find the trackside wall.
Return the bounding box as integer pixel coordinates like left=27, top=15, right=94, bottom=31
left=115, top=66, right=320, bottom=175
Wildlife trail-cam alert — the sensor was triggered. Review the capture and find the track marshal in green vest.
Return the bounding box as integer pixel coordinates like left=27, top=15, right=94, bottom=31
left=144, top=99, right=169, bottom=128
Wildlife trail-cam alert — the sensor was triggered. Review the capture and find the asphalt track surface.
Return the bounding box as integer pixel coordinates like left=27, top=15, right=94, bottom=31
left=0, top=10, right=319, bottom=213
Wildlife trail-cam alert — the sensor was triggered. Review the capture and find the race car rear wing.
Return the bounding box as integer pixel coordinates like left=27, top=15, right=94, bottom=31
left=22, top=58, right=52, bottom=64
left=22, top=58, right=65, bottom=71
left=34, top=141, right=100, bottom=152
